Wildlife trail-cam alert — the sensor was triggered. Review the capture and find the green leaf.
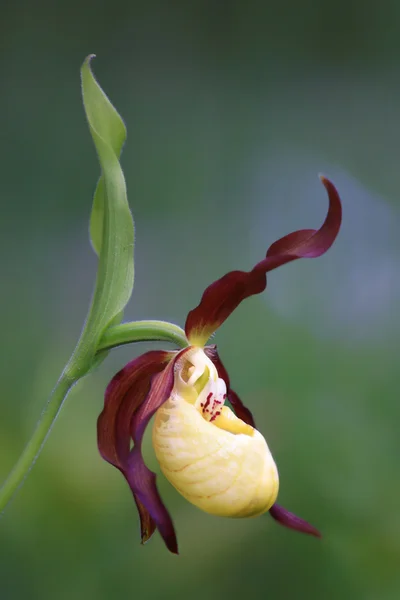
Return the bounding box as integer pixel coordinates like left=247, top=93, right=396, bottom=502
left=85, top=63, right=127, bottom=255
left=90, top=176, right=106, bottom=256
left=66, top=55, right=135, bottom=376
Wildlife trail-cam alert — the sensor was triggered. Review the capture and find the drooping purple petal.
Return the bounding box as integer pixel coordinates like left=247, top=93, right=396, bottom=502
left=185, top=176, right=342, bottom=346
left=125, top=451, right=177, bottom=553
left=204, top=345, right=256, bottom=427
left=125, top=347, right=192, bottom=554
left=269, top=503, right=321, bottom=538
left=97, top=350, right=174, bottom=544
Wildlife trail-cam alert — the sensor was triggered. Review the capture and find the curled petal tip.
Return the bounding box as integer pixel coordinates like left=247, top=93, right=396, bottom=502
left=269, top=503, right=321, bottom=538
left=141, top=532, right=179, bottom=555
left=166, top=538, right=179, bottom=555
left=318, top=173, right=339, bottom=199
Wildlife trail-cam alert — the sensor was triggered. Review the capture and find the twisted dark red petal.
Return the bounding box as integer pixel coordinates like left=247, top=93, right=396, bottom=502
left=97, top=350, right=174, bottom=545
left=185, top=176, right=342, bottom=346
left=204, top=345, right=256, bottom=428
left=125, top=347, right=192, bottom=555
left=269, top=503, right=321, bottom=538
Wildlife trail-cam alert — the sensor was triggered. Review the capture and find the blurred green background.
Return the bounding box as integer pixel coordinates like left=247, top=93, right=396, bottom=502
left=1, top=1, right=399, bottom=599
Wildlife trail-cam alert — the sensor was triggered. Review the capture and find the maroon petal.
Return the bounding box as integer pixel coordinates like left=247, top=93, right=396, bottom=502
left=269, top=503, right=321, bottom=538
left=125, top=348, right=192, bottom=554
left=185, top=176, right=342, bottom=346
left=97, top=350, right=174, bottom=544
left=228, top=389, right=256, bottom=429
left=205, top=345, right=256, bottom=427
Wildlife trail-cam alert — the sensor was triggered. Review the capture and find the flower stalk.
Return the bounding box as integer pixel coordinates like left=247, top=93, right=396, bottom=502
left=98, top=321, right=189, bottom=352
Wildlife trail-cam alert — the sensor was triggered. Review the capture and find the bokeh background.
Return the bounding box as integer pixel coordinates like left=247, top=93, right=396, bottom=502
left=1, top=1, right=399, bottom=599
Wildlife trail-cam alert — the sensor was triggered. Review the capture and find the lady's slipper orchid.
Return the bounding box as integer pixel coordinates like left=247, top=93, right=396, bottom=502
left=98, top=176, right=342, bottom=554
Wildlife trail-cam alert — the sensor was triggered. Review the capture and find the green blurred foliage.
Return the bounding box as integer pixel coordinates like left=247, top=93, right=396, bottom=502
left=1, top=1, right=400, bottom=599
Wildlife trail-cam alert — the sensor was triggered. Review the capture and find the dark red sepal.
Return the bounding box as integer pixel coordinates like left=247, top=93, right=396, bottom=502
left=97, top=350, right=174, bottom=544
left=204, top=345, right=256, bottom=427
left=269, top=503, right=321, bottom=538
left=228, top=389, right=256, bottom=429
left=185, top=176, right=342, bottom=346
left=125, top=347, right=192, bottom=554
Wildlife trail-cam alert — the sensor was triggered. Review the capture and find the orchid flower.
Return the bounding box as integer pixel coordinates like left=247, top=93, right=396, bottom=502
left=0, top=59, right=342, bottom=556
left=97, top=176, right=342, bottom=554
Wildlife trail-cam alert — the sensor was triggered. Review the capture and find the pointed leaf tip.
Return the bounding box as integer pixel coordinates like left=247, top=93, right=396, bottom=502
left=83, top=54, right=96, bottom=69
left=81, top=55, right=130, bottom=258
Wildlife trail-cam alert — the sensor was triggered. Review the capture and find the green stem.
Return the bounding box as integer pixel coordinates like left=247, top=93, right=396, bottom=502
left=0, top=320, right=188, bottom=513
left=0, top=371, right=75, bottom=513
left=98, top=320, right=188, bottom=351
